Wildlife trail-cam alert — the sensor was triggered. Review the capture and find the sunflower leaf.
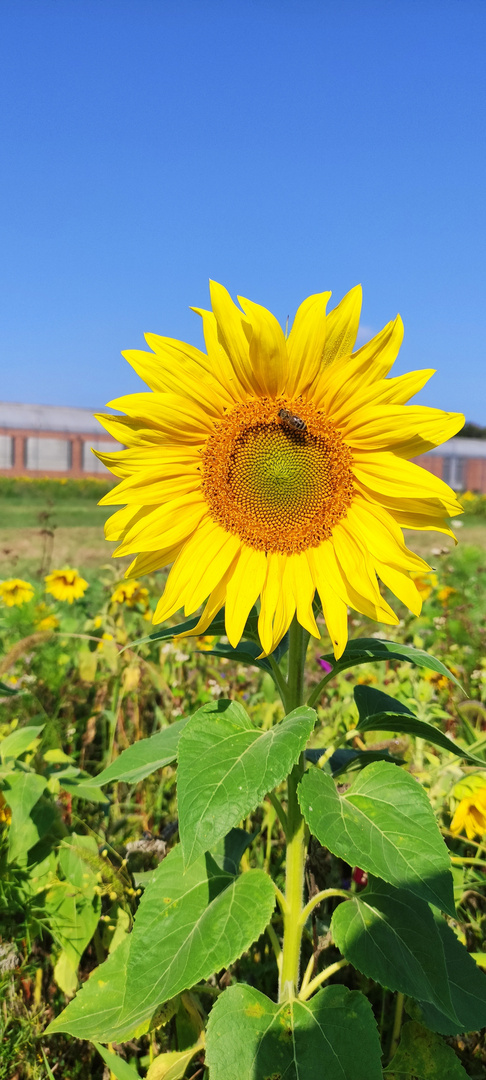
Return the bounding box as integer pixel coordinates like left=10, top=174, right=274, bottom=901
left=177, top=698, right=316, bottom=867
left=121, top=607, right=258, bottom=653
left=319, top=638, right=464, bottom=691
left=415, top=916, right=486, bottom=1035
left=331, top=879, right=457, bottom=1022
left=87, top=717, right=191, bottom=786
left=298, top=762, right=455, bottom=914
left=304, top=745, right=405, bottom=775
left=383, top=1021, right=469, bottom=1079
left=46, top=845, right=275, bottom=1043
left=354, top=685, right=485, bottom=765
left=198, top=633, right=289, bottom=671
left=205, top=983, right=383, bottom=1080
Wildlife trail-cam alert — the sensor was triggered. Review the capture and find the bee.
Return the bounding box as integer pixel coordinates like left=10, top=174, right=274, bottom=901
left=278, top=408, right=307, bottom=433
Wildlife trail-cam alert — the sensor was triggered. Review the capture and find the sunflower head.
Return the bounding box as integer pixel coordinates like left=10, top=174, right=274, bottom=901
left=44, top=568, right=89, bottom=604
left=0, top=579, right=34, bottom=607
left=96, top=282, right=464, bottom=658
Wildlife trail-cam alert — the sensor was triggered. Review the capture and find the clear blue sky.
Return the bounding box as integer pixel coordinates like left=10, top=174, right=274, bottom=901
left=0, top=0, right=485, bottom=422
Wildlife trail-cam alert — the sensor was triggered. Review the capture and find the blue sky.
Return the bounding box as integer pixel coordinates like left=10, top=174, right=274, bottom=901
left=0, top=0, right=484, bottom=422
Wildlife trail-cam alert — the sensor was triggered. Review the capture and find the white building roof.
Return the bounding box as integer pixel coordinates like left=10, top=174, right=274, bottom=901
left=0, top=401, right=105, bottom=434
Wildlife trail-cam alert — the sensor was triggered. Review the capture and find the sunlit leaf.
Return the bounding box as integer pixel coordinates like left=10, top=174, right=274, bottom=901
left=298, top=762, right=455, bottom=914
left=177, top=698, right=316, bottom=866
left=205, top=983, right=383, bottom=1079
left=383, top=1020, right=468, bottom=1078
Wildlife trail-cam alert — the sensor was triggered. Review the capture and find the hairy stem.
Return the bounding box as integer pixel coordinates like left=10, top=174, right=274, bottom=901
left=278, top=617, right=309, bottom=1001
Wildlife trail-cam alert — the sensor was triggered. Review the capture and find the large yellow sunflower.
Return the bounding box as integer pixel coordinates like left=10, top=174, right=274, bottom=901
left=96, top=283, right=463, bottom=658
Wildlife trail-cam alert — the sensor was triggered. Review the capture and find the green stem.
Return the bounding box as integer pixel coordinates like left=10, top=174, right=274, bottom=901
left=388, top=992, right=405, bottom=1062
left=278, top=617, right=309, bottom=1001
left=266, top=791, right=288, bottom=836
left=299, top=958, right=348, bottom=1001
left=268, top=653, right=291, bottom=711
left=299, top=888, right=350, bottom=927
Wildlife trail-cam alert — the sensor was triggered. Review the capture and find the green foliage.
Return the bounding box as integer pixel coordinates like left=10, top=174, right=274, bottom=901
left=47, top=845, right=276, bottom=1042
left=298, top=762, right=455, bottom=913
left=2, top=532, right=486, bottom=1077
left=177, top=698, right=316, bottom=865
left=205, top=983, right=383, bottom=1079
left=384, top=1021, right=469, bottom=1078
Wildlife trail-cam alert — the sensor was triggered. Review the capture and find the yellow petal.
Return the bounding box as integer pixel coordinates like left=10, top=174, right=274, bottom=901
left=353, top=453, right=463, bottom=516
left=191, top=306, right=248, bottom=402
left=104, top=504, right=143, bottom=542
left=125, top=544, right=186, bottom=578
left=209, top=281, right=255, bottom=394
left=238, top=295, right=289, bottom=398
left=341, top=405, right=464, bottom=454
left=113, top=495, right=207, bottom=556
left=332, top=522, right=399, bottom=625
left=346, top=500, right=430, bottom=574
left=258, top=554, right=293, bottom=655
left=224, top=547, right=267, bottom=648
left=288, top=553, right=320, bottom=639
left=100, top=465, right=201, bottom=506
left=123, top=343, right=224, bottom=413
left=286, top=292, right=332, bottom=396
left=322, top=285, right=362, bottom=366
left=107, top=393, right=215, bottom=441
left=374, top=560, right=422, bottom=616
left=307, top=546, right=348, bottom=659
left=345, top=314, right=404, bottom=384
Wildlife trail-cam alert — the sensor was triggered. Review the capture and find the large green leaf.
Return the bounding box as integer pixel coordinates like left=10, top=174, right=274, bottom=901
left=0, top=724, right=45, bottom=761
left=205, top=983, right=383, bottom=1080
left=384, top=1020, right=468, bottom=1078
left=44, top=882, right=100, bottom=972
left=331, top=879, right=457, bottom=1022
left=46, top=845, right=275, bottom=1042
left=177, top=699, right=316, bottom=867
left=93, top=1043, right=141, bottom=1080
left=87, top=717, right=191, bottom=786
left=354, top=685, right=485, bottom=766
left=122, top=610, right=231, bottom=652
left=305, top=746, right=405, bottom=775
left=2, top=770, right=52, bottom=863
left=298, top=762, right=455, bottom=914
left=200, top=634, right=289, bottom=673
left=319, top=638, right=463, bottom=689
left=416, top=916, right=486, bottom=1034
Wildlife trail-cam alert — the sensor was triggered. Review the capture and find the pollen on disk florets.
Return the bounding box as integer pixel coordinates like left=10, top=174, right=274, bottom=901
left=201, top=397, right=355, bottom=553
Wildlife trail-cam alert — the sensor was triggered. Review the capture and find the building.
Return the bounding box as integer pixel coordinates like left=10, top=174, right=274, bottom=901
left=0, top=402, right=121, bottom=478
left=1, top=402, right=485, bottom=493
left=414, top=437, right=486, bottom=494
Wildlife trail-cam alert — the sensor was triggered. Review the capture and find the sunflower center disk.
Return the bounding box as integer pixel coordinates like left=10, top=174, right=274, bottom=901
left=201, top=399, right=355, bottom=553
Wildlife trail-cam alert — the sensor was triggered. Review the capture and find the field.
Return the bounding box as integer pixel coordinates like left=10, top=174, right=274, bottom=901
left=1, top=479, right=486, bottom=1078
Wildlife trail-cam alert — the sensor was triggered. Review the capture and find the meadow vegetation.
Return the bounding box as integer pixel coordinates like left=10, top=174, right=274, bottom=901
left=1, top=479, right=486, bottom=1078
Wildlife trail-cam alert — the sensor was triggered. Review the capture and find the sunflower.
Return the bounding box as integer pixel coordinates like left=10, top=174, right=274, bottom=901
left=96, top=283, right=463, bottom=658
left=450, top=788, right=486, bottom=841
left=110, top=579, right=149, bottom=607
left=0, top=579, right=34, bottom=607
left=44, top=568, right=89, bottom=604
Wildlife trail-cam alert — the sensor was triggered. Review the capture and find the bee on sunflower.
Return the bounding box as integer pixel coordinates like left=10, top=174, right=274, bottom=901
left=95, top=283, right=463, bottom=657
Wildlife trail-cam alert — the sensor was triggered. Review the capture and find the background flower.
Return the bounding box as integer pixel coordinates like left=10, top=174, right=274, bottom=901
left=0, top=579, right=34, bottom=607
left=44, top=568, right=89, bottom=604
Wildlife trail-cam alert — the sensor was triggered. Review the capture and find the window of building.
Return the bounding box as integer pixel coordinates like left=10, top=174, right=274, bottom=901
left=83, top=439, right=122, bottom=472
left=25, top=437, right=71, bottom=471
left=442, top=456, right=466, bottom=491
left=0, top=435, right=13, bottom=468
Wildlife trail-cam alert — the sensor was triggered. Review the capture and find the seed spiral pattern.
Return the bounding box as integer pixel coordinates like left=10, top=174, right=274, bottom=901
left=201, top=397, right=354, bottom=553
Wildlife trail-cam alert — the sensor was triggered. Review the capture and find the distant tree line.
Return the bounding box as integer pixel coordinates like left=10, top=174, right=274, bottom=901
left=461, top=422, right=486, bottom=439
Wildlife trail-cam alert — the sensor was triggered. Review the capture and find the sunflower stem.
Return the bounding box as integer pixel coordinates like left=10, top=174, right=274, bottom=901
left=278, top=617, right=309, bottom=1001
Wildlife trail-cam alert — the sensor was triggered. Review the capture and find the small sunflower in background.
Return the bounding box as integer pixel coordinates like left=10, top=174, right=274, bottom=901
left=95, top=282, right=463, bottom=657
left=450, top=786, right=486, bottom=841
left=44, top=568, right=89, bottom=604
left=0, top=578, right=34, bottom=607
left=110, top=579, right=149, bottom=607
